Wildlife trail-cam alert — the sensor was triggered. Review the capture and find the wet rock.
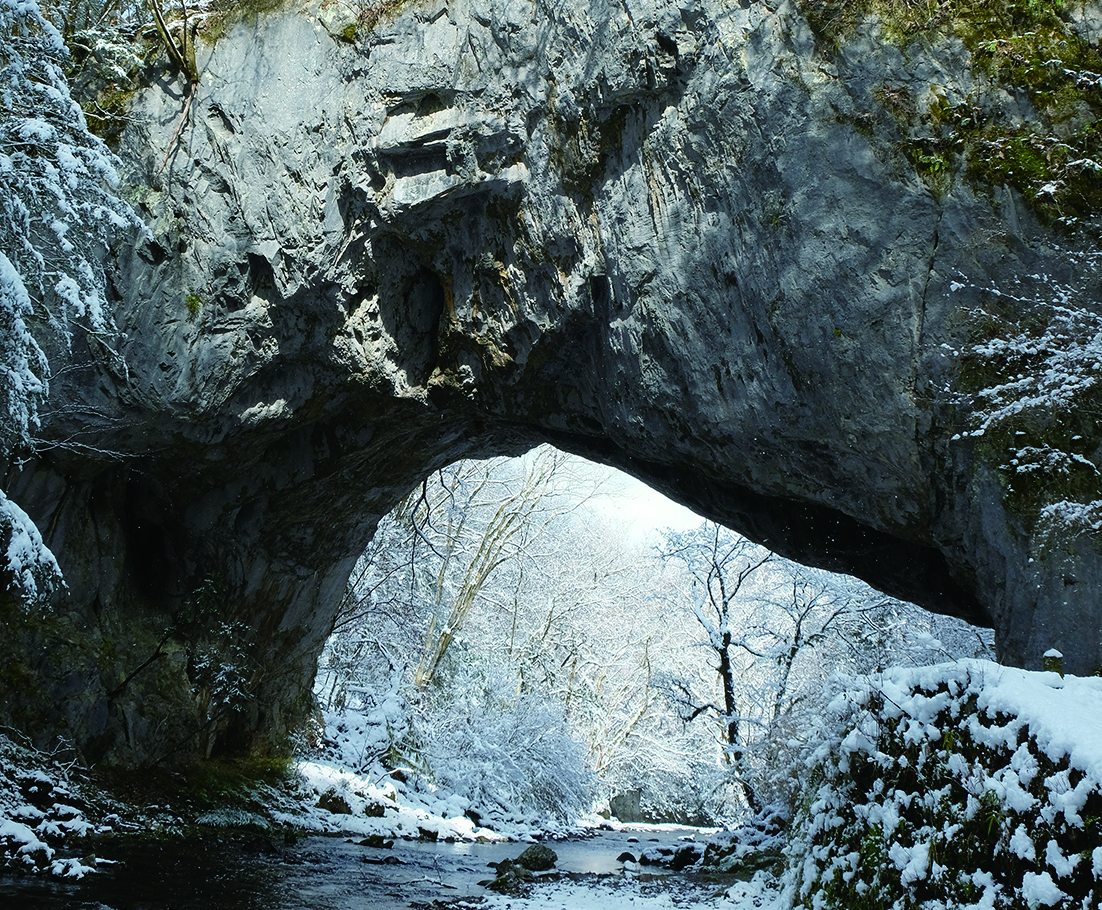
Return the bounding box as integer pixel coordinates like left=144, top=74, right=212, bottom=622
left=609, top=790, right=643, bottom=823
left=514, top=843, right=558, bottom=872
left=669, top=843, right=704, bottom=871
left=356, top=835, right=394, bottom=849
left=484, top=844, right=558, bottom=893
left=315, top=790, right=352, bottom=815
left=484, top=859, right=537, bottom=894
left=637, top=839, right=704, bottom=870
left=364, top=854, right=405, bottom=866
left=700, top=811, right=787, bottom=877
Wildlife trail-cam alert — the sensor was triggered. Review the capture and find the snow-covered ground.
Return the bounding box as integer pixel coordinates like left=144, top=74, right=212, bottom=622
left=0, top=734, right=101, bottom=878
left=275, top=700, right=583, bottom=842
left=473, top=871, right=787, bottom=910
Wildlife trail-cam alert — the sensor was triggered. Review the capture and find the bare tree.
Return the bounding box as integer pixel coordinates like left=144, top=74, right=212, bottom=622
left=320, top=447, right=593, bottom=701
left=656, top=523, right=775, bottom=811
left=408, top=447, right=587, bottom=688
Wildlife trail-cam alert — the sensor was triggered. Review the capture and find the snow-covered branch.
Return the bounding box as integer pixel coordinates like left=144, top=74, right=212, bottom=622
left=0, top=0, right=141, bottom=605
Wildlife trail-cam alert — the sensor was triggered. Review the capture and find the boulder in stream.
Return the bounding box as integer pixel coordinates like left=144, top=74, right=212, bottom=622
left=514, top=844, right=558, bottom=872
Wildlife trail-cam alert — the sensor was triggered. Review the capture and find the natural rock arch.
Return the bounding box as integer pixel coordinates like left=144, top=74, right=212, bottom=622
left=4, top=0, right=1102, bottom=767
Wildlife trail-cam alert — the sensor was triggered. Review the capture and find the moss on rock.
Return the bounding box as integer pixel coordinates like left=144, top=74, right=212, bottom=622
left=798, top=0, right=1102, bottom=229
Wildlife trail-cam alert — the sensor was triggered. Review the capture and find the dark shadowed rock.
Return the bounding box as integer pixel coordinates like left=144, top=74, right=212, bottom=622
left=484, top=857, right=537, bottom=894
left=315, top=790, right=352, bottom=815
left=4, top=0, right=1102, bottom=767
left=515, top=843, right=558, bottom=872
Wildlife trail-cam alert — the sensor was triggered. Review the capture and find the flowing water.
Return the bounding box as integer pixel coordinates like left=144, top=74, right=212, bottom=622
left=0, top=826, right=710, bottom=909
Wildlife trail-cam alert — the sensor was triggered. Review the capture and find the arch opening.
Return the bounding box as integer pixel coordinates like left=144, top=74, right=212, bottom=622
left=312, top=447, right=994, bottom=827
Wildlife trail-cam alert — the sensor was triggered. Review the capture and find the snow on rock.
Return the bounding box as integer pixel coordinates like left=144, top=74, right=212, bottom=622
left=477, top=868, right=788, bottom=910
left=270, top=705, right=537, bottom=843
left=303, top=690, right=589, bottom=839
left=789, top=660, right=1102, bottom=910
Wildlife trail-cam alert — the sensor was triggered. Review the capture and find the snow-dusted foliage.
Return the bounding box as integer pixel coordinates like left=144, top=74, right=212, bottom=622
left=0, top=733, right=98, bottom=877
left=190, top=622, right=253, bottom=715
left=417, top=660, right=595, bottom=824
left=0, top=0, right=139, bottom=602
left=0, top=249, right=45, bottom=459
left=951, top=248, right=1102, bottom=544
left=789, top=660, right=1102, bottom=910
left=0, top=487, right=61, bottom=602
left=316, top=683, right=411, bottom=773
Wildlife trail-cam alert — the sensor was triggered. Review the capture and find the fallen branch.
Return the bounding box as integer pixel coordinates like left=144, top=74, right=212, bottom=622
left=159, top=77, right=198, bottom=173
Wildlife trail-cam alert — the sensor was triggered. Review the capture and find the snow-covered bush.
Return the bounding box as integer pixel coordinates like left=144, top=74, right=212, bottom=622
left=605, top=728, right=743, bottom=826
left=0, top=733, right=98, bottom=877
left=314, top=669, right=416, bottom=774
left=0, top=487, right=62, bottom=603
left=789, top=661, right=1102, bottom=910
left=0, top=0, right=140, bottom=602
left=417, top=660, right=595, bottom=823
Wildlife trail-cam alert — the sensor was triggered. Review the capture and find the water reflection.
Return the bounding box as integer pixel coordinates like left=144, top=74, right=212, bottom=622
left=0, top=827, right=701, bottom=910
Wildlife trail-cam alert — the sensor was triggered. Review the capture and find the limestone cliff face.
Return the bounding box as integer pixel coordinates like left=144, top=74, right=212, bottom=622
left=5, top=0, right=1102, bottom=765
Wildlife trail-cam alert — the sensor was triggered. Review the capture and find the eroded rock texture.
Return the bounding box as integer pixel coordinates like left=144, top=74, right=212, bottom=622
left=4, top=0, right=1102, bottom=766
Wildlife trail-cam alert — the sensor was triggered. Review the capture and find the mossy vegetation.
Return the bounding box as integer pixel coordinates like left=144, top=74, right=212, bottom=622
left=348, top=0, right=416, bottom=33
left=199, top=0, right=291, bottom=42
left=93, top=753, right=296, bottom=829
left=81, top=82, right=141, bottom=147
left=312, top=0, right=416, bottom=43
left=973, top=415, right=1102, bottom=540
left=182, top=754, right=295, bottom=805
left=185, top=292, right=203, bottom=319
left=64, top=28, right=150, bottom=147
left=797, top=0, right=1102, bottom=229
left=799, top=0, right=1072, bottom=47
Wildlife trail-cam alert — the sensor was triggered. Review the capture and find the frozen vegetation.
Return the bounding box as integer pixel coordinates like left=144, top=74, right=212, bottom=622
left=790, top=660, right=1102, bottom=910
left=950, top=247, right=1102, bottom=546
left=3, top=1, right=1102, bottom=908
left=0, top=733, right=100, bottom=878
left=0, top=0, right=139, bottom=601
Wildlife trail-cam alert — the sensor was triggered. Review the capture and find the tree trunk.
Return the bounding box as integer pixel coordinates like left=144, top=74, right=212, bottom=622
left=718, top=637, right=760, bottom=813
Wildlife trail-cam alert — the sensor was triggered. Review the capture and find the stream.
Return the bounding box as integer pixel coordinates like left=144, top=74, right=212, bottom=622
left=0, top=826, right=714, bottom=909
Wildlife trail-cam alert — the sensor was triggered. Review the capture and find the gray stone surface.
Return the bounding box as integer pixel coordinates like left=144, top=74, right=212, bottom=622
left=6, top=0, right=1102, bottom=765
